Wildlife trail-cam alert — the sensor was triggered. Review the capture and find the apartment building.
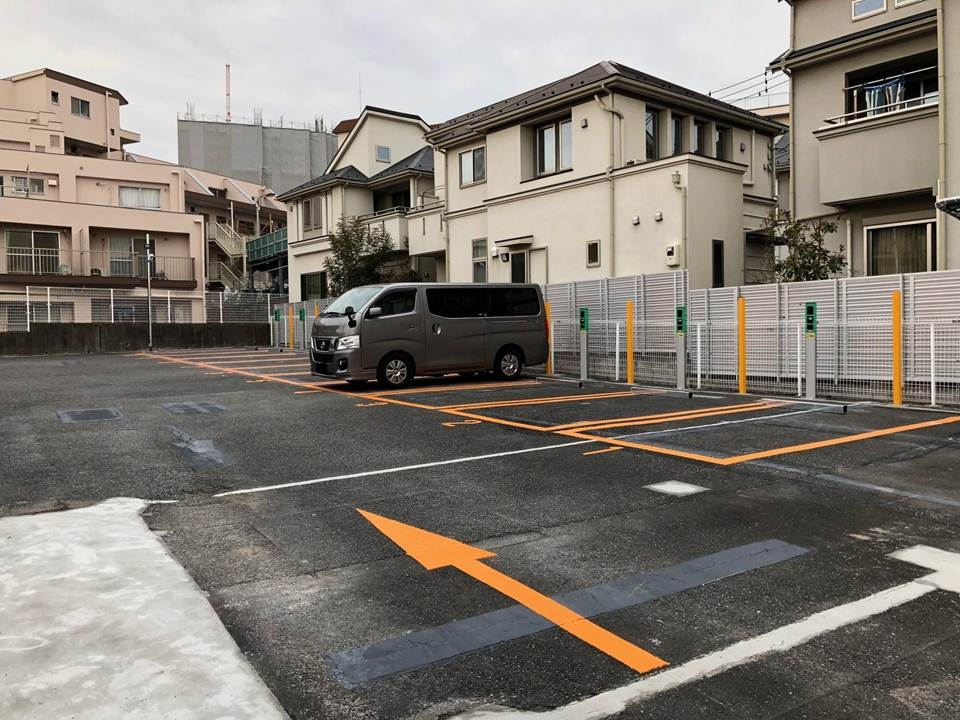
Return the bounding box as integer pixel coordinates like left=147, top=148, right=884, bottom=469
left=279, top=106, right=437, bottom=301
left=416, top=61, right=785, bottom=289
left=0, top=68, right=285, bottom=316
left=772, top=0, right=958, bottom=276
left=0, top=70, right=206, bottom=308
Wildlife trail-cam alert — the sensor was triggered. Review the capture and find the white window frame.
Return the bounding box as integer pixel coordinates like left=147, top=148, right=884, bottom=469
left=71, top=96, right=90, bottom=118
left=302, top=195, right=322, bottom=232
left=118, top=186, right=162, bottom=209
left=459, top=146, right=486, bottom=186
left=586, top=240, right=601, bottom=268
left=375, top=145, right=391, bottom=163
left=863, top=218, right=936, bottom=275
left=472, top=238, right=488, bottom=282
left=11, top=176, right=29, bottom=194
left=535, top=117, right=573, bottom=177
left=894, top=0, right=923, bottom=6
left=852, top=0, right=887, bottom=21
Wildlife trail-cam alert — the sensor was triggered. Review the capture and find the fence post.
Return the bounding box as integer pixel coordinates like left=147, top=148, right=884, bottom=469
left=892, top=291, right=903, bottom=406
left=544, top=302, right=553, bottom=375
left=267, top=294, right=273, bottom=348
left=625, top=300, right=635, bottom=385
left=218, top=292, right=224, bottom=324
left=46, top=286, right=51, bottom=323
left=288, top=304, right=294, bottom=350
left=25, top=286, right=30, bottom=332
left=797, top=324, right=802, bottom=397
left=615, top=322, right=621, bottom=382
left=930, top=323, right=937, bottom=407
left=737, top=296, right=747, bottom=394
left=167, top=290, right=172, bottom=323
left=301, top=305, right=307, bottom=351
left=696, top=323, right=702, bottom=389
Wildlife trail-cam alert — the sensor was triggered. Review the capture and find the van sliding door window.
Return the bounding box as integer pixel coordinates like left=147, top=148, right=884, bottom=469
left=426, top=288, right=485, bottom=318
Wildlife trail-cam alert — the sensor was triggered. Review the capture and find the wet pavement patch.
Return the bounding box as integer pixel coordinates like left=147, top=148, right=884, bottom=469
left=56, top=408, right=123, bottom=423
left=162, top=401, right=229, bottom=415
left=169, top=426, right=229, bottom=469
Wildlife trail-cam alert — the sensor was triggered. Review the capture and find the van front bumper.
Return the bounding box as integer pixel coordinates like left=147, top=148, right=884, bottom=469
left=310, top=348, right=373, bottom=381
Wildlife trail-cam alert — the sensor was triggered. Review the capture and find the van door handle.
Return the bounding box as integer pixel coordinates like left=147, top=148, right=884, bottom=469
left=432, top=323, right=442, bottom=335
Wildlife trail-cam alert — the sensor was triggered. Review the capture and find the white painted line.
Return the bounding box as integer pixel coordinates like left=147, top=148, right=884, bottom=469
left=213, top=439, right=597, bottom=497
left=451, top=545, right=960, bottom=720
left=644, top=481, right=707, bottom=496
left=613, top=407, right=826, bottom=441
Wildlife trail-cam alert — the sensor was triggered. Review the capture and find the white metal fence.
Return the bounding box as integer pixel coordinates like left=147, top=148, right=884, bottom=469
left=0, top=286, right=287, bottom=332
left=269, top=298, right=335, bottom=351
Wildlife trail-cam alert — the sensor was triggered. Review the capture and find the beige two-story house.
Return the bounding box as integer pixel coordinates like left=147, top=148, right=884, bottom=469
left=279, top=106, right=437, bottom=301
left=772, top=0, right=958, bottom=276
left=415, top=61, right=786, bottom=289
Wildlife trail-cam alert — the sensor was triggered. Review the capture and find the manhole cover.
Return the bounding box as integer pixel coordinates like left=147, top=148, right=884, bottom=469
left=161, top=401, right=228, bottom=415
left=57, top=408, right=124, bottom=423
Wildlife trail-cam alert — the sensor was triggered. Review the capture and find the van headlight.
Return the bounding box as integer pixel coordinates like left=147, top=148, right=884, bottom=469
left=337, top=335, right=360, bottom=350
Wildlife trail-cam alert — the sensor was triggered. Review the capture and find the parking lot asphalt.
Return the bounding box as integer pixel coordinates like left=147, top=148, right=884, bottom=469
left=2, top=347, right=960, bottom=720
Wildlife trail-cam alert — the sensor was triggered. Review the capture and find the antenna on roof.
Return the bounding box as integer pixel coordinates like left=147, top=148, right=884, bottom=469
left=225, top=64, right=232, bottom=123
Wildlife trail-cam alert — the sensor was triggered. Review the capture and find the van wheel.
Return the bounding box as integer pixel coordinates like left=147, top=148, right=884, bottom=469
left=493, top=347, right=523, bottom=380
left=378, top=353, right=414, bottom=389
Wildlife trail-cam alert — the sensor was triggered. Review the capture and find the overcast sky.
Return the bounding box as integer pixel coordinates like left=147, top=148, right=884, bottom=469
left=8, top=0, right=790, bottom=162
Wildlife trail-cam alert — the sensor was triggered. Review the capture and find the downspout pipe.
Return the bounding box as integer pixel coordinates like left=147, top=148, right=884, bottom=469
left=594, top=89, right=624, bottom=277
left=436, top=146, right=450, bottom=281
left=936, top=0, right=947, bottom=270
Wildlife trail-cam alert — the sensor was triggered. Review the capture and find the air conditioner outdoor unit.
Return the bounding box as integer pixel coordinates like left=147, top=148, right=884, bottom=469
left=665, top=244, right=681, bottom=267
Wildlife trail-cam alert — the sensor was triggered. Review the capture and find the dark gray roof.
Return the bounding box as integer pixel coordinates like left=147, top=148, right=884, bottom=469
left=427, top=60, right=787, bottom=147
left=775, top=133, right=789, bottom=170
left=369, top=146, right=434, bottom=183
left=770, top=9, right=936, bottom=68
left=277, top=165, right=368, bottom=200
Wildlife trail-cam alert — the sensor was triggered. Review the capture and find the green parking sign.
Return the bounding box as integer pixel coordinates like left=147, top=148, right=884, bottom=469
left=299, top=307, right=306, bottom=322
left=273, top=308, right=280, bottom=321
left=578, top=307, right=590, bottom=332
left=675, top=306, right=687, bottom=336
left=805, top=302, right=817, bottom=336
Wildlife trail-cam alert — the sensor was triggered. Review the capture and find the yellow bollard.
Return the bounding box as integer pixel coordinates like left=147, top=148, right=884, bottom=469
left=737, top=297, right=747, bottom=394
left=544, top=302, right=553, bottom=375
left=892, top=290, right=903, bottom=406
left=626, top=300, right=635, bottom=385
left=288, top=305, right=294, bottom=350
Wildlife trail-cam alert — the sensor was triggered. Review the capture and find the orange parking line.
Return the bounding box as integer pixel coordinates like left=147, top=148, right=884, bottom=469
left=722, top=415, right=960, bottom=465
left=372, top=380, right=540, bottom=397
left=545, top=401, right=779, bottom=432
left=583, top=447, right=623, bottom=456
left=560, top=429, right=728, bottom=464
left=441, top=390, right=636, bottom=411
left=203, top=357, right=307, bottom=365
left=263, top=371, right=316, bottom=377
left=569, top=402, right=785, bottom=432
left=220, top=363, right=310, bottom=371
left=163, top=352, right=295, bottom=361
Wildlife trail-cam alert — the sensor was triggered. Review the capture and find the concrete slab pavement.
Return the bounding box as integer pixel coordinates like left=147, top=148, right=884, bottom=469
left=0, top=498, right=287, bottom=720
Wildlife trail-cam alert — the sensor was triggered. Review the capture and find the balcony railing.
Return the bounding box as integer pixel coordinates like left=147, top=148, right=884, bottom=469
left=247, top=227, right=287, bottom=263
left=0, top=249, right=195, bottom=281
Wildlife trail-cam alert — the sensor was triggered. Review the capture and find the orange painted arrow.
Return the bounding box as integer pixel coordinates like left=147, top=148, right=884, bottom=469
left=357, top=509, right=668, bottom=674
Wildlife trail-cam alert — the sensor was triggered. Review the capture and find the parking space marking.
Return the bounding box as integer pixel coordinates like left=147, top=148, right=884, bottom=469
left=563, top=415, right=960, bottom=466
left=357, top=510, right=668, bottom=675
left=212, top=439, right=597, bottom=497
left=329, top=539, right=808, bottom=685
left=373, top=380, right=541, bottom=397
left=219, top=363, right=309, bottom=371
left=583, top=447, right=623, bottom=457
left=614, top=407, right=830, bottom=441
left=467, top=545, right=960, bottom=720
left=543, top=401, right=777, bottom=432
left=439, top=391, right=637, bottom=411
left=262, top=371, right=315, bottom=377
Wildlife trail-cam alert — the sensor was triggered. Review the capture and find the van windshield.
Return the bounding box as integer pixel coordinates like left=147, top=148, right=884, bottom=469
left=321, top=286, right=383, bottom=316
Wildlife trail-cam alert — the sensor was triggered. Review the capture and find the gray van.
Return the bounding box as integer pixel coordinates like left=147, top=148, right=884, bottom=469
left=309, top=283, right=548, bottom=388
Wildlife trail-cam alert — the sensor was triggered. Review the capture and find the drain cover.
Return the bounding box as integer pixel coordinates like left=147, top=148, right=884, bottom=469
left=57, top=408, right=123, bottom=423
left=161, top=401, right=228, bottom=415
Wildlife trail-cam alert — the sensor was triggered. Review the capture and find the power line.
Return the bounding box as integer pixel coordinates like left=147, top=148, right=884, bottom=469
left=723, top=78, right=790, bottom=105
left=713, top=73, right=788, bottom=101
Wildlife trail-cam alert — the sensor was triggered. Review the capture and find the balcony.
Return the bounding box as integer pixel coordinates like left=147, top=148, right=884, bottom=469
left=814, top=103, right=938, bottom=206
left=0, top=248, right=196, bottom=288
left=407, top=201, right=445, bottom=257
left=247, top=227, right=287, bottom=264
left=357, top=207, right=409, bottom=250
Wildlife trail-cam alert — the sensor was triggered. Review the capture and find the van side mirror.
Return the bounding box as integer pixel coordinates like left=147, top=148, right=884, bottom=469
left=367, top=307, right=382, bottom=318
left=344, top=305, right=357, bottom=328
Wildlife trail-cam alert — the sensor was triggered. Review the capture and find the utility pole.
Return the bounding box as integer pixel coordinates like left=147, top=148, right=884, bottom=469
left=146, top=233, right=154, bottom=352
